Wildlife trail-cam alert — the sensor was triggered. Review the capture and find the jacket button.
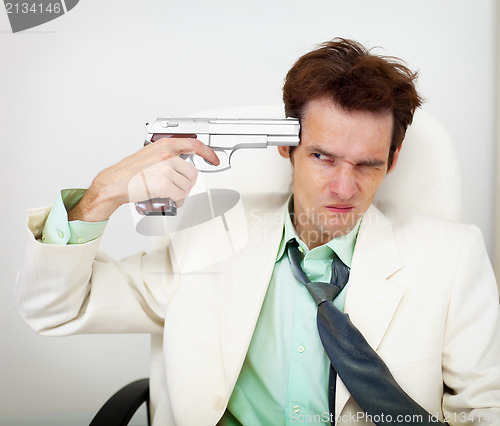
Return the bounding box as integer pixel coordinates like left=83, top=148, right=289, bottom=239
left=212, top=396, right=226, bottom=411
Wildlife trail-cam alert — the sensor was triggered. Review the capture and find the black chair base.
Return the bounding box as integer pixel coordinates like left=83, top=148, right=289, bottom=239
left=89, top=378, right=150, bottom=426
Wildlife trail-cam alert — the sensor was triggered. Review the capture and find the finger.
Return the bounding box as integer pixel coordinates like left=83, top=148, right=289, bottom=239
left=166, top=165, right=197, bottom=200
left=159, top=138, right=221, bottom=167
left=165, top=183, right=190, bottom=203
left=170, top=156, right=198, bottom=181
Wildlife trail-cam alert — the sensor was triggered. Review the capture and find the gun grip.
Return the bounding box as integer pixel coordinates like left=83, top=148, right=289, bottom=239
left=136, top=198, right=177, bottom=216
left=137, top=134, right=197, bottom=216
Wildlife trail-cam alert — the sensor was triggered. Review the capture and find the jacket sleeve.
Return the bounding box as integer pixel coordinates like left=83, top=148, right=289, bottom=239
left=442, top=225, right=500, bottom=425
left=14, top=205, right=172, bottom=336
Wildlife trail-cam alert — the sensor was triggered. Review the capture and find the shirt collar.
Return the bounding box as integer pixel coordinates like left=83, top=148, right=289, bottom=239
left=275, top=195, right=361, bottom=267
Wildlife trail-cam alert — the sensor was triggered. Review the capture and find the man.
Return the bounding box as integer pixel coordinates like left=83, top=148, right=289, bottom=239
left=15, top=39, right=500, bottom=425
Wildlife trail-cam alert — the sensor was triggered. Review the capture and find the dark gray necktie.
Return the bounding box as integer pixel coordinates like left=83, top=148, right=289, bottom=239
left=287, top=240, right=443, bottom=425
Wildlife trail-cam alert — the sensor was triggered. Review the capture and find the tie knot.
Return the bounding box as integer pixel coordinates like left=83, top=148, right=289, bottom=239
left=307, top=282, right=342, bottom=306
left=287, top=240, right=350, bottom=305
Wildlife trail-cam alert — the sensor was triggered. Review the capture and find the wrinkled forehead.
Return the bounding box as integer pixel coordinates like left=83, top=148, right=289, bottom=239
left=301, top=96, right=393, bottom=124
left=301, top=98, right=393, bottom=149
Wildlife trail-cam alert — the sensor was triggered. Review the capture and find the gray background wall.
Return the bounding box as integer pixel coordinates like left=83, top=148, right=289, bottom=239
left=1, top=0, right=497, bottom=424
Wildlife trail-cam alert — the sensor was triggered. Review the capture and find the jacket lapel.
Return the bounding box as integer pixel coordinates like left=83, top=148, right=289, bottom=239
left=219, top=194, right=288, bottom=390
left=335, top=204, right=405, bottom=416
left=163, top=193, right=288, bottom=425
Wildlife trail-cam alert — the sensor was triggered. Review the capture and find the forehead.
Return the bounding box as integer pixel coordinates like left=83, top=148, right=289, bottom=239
left=301, top=97, right=393, bottom=155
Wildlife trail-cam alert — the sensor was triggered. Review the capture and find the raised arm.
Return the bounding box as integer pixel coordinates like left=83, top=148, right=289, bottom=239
left=15, top=137, right=219, bottom=336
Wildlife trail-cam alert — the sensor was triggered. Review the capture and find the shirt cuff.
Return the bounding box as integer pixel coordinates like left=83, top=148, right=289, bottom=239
left=42, top=189, right=108, bottom=245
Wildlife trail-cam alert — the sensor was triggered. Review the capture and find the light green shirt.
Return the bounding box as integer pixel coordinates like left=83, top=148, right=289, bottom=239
left=220, top=198, right=359, bottom=425
left=42, top=189, right=107, bottom=244
left=42, top=191, right=359, bottom=425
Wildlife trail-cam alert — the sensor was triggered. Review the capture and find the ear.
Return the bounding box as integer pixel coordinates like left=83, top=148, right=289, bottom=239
left=387, top=145, right=402, bottom=174
left=277, top=145, right=291, bottom=158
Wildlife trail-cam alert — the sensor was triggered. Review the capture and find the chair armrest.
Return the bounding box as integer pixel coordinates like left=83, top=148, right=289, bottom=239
left=89, top=378, right=150, bottom=426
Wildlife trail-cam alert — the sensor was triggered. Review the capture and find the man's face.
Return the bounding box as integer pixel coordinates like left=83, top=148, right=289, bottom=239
left=278, top=96, right=400, bottom=249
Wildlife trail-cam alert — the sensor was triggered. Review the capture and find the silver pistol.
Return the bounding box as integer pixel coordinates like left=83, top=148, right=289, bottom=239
left=136, top=117, right=300, bottom=216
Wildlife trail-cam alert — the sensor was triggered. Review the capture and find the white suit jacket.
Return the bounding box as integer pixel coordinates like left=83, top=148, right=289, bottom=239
left=15, top=193, right=500, bottom=425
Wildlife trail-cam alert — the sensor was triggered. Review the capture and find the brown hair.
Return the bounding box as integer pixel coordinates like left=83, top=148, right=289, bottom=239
left=283, top=38, right=423, bottom=168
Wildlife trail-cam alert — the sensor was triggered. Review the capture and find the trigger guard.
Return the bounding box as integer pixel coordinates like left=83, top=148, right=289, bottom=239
left=192, top=149, right=230, bottom=171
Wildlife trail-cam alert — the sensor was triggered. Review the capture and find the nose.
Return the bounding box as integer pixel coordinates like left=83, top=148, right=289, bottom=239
left=328, top=165, right=357, bottom=199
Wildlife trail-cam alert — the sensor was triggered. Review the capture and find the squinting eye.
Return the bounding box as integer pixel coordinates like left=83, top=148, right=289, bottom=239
left=313, top=153, right=332, bottom=162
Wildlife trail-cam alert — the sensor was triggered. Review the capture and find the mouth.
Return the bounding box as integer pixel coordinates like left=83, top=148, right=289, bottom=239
left=324, top=204, right=355, bottom=213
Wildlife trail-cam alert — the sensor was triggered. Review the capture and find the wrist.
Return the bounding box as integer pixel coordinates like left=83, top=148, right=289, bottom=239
left=68, top=173, right=122, bottom=222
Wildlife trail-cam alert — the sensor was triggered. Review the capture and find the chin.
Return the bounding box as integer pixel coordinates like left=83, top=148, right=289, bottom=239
left=327, top=226, right=355, bottom=239
left=326, top=211, right=358, bottom=226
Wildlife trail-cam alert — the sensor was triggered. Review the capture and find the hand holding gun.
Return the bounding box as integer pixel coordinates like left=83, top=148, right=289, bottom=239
left=136, top=117, right=300, bottom=216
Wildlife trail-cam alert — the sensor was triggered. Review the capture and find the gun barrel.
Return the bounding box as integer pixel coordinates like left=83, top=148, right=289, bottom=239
left=146, top=117, right=300, bottom=141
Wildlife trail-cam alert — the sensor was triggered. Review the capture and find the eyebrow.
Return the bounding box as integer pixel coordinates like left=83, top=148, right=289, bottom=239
left=307, top=145, right=387, bottom=168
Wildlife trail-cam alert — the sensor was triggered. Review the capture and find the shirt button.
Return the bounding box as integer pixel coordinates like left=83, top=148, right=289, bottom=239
left=298, top=345, right=305, bottom=353
left=212, top=396, right=225, bottom=411
left=77, top=237, right=85, bottom=244
left=56, top=228, right=64, bottom=239
left=293, top=405, right=301, bottom=413
left=298, top=246, right=304, bottom=253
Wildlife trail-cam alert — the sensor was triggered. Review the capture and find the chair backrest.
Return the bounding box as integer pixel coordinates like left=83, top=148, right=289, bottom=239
left=197, top=105, right=463, bottom=222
